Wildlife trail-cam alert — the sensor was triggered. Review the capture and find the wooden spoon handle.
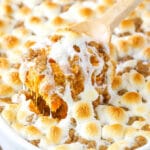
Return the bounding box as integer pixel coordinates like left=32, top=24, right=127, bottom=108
left=101, top=0, right=143, bottom=31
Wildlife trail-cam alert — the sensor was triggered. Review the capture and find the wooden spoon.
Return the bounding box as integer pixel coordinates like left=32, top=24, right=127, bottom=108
left=71, top=0, right=143, bottom=44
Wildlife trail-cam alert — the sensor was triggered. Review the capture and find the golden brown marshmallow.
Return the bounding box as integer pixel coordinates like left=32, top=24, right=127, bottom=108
left=121, top=91, right=142, bottom=107
left=102, top=124, right=125, bottom=140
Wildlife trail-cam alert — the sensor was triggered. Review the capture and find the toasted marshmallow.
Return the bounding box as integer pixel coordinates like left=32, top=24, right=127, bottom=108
left=142, top=47, right=150, bottom=60
left=14, top=5, right=31, bottom=20
left=108, top=140, right=128, bottom=150
left=78, top=120, right=101, bottom=141
left=0, top=57, right=10, bottom=69
left=129, top=70, right=145, bottom=90
left=17, top=100, right=38, bottom=125
left=100, top=0, right=115, bottom=6
left=2, top=35, right=20, bottom=49
left=40, top=1, right=61, bottom=18
left=62, top=4, right=95, bottom=22
left=105, top=106, right=128, bottom=124
left=111, top=75, right=122, bottom=90
left=120, top=92, right=142, bottom=108
left=25, top=16, right=48, bottom=36
left=0, top=2, right=13, bottom=16
left=12, top=121, right=24, bottom=132
left=79, top=84, right=99, bottom=102
left=119, top=19, right=135, bottom=34
left=0, top=18, right=11, bottom=35
left=21, top=125, right=42, bottom=140
left=102, top=124, right=125, bottom=141
left=12, top=27, right=30, bottom=39
left=53, top=143, right=84, bottom=150
left=96, top=4, right=108, bottom=15
left=46, top=125, right=62, bottom=144
left=35, top=116, right=58, bottom=134
left=115, top=39, right=131, bottom=57
left=128, top=34, right=145, bottom=50
left=132, top=104, right=149, bottom=118
left=3, top=69, right=22, bottom=90
left=132, top=121, right=148, bottom=130
left=20, top=0, right=42, bottom=8
left=142, top=10, right=150, bottom=31
left=49, top=16, right=69, bottom=32
left=73, top=101, right=94, bottom=122
left=78, top=7, right=94, bottom=19
left=124, top=127, right=138, bottom=139
left=1, top=104, right=19, bottom=124
left=141, top=81, right=150, bottom=101
left=0, top=83, right=14, bottom=98
left=50, top=16, right=68, bottom=27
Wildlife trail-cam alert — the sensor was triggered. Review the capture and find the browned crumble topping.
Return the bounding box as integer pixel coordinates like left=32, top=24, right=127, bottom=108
left=14, top=21, right=24, bottom=28
left=132, top=136, right=147, bottom=149
left=102, top=88, right=111, bottom=104
left=0, top=106, right=4, bottom=112
left=118, top=56, right=133, bottom=63
left=96, top=64, right=108, bottom=86
left=73, top=45, right=80, bottom=53
left=124, top=147, right=131, bottom=150
left=26, top=114, right=35, bottom=123
left=136, top=61, right=150, bottom=77
left=117, top=67, right=132, bottom=76
left=92, top=96, right=101, bottom=109
left=118, top=32, right=132, bottom=37
left=61, top=4, right=71, bottom=13
left=127, top=116, right=145, bottom=125
left=29, top=139, right=40, bottom=146
left=35, top=56, right=47, bottom=73
left=99, top=145, right=108, bottom=150
left=70, top=117, right=77, bottom=127
left=120, top=106, right=129, bottom=111
left=142, top=98, right=147, bottom=103
left=78, top=137, right=96, bottom=149
left=65, top=128, right=78, bottom=144
left=87, top=41, right=104, bottom=51
left=118, top=89, right=128, bottom=96
left=133, top=17, right=143, bottom=32
left=141, top=124, right=150, bottom=131
left=27, top=48, right=46, bottom=62
left=90, top=55, right=99, bottom=66
left=68, top=55, right=85, bottom=100
left=49, top=58, right=66, bottom=87
left=95, top=87, right=110, bottom=104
